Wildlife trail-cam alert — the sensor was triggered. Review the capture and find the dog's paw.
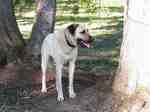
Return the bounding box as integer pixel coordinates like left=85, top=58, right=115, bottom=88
left=57, top=95, right=64, bottom=102
left=69, top=92, right=76, bottom=98
left=41, top=88, right=47, bottom=93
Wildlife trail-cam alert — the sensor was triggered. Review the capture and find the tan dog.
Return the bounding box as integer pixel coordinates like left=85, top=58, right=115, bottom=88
left=41, top=24, right=92, bottom=101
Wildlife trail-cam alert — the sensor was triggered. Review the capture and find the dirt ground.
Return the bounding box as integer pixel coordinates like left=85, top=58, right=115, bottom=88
left=0, top=73, right=114, bottom=112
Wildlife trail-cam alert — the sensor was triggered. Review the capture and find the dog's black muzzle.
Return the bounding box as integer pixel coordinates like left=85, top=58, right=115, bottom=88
left=77, top=36, right=93, bottom=48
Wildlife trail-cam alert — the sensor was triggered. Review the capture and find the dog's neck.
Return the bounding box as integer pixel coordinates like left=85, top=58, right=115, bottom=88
left=64, top=30, right=77, bottom=48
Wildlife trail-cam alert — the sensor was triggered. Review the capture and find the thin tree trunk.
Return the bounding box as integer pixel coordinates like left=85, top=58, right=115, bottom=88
left=27, top=0, right=56, bottom=56
left=113, top=0, right=150, bottom=112
left=0, top=0, right=24, bottom=65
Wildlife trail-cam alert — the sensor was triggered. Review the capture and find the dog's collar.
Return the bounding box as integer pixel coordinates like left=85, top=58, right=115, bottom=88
left=64, top=32, right=76, bottom=48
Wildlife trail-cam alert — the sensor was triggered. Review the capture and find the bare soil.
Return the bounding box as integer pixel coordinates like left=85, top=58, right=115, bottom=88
left=0, top=72, right=114, bottom=112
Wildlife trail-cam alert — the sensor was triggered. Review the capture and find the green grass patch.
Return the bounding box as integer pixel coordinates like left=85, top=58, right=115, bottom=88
left=77, top=58, right=118, bottom=72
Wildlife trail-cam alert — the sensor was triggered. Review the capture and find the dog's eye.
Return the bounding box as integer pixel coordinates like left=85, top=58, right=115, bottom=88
left=80, top=30, right=86, bottom=34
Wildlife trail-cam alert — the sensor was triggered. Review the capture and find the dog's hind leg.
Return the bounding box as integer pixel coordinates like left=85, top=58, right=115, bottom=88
left=41, top=53, right=49, bottom=93
left=69, top=61, right=76, bottom=98
left=55, top=63, right=64, bottom=101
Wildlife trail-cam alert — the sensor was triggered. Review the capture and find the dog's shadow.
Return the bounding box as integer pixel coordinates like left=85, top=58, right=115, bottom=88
left=62, top=77, right=95, bottom=98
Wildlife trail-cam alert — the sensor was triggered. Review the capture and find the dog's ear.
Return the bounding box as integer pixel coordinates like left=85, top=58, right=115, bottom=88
left=67, top=24, right=79, bottom=36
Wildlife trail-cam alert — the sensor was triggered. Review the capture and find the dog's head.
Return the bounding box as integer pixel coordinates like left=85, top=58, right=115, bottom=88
left=67, top=24, right=93, bottom=48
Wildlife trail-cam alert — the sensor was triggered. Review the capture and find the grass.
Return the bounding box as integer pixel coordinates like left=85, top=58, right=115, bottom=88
left=77, top=58, right=118, bottom=72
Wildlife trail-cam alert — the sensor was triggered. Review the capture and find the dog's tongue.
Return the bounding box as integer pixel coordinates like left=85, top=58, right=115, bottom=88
left=83, top=42, right=90, bottom=48
left=81, top=41, right=90, bottom=48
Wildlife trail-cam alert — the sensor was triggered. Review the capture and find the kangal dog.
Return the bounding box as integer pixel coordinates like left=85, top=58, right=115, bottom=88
left=41, top=24, right=93, bottom=101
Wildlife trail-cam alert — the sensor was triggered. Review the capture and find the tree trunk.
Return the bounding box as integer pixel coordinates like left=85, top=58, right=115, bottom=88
left=0, top=0, right=24, bottom=65
left=27, top=0, right=56, bottom=56
left=0, top=0, right=56, bottom=87
left=113, top=0, right=150, bottom=112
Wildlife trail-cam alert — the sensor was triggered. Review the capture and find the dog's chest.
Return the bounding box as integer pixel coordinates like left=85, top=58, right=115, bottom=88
left=60, top=48, right=77, bottom=61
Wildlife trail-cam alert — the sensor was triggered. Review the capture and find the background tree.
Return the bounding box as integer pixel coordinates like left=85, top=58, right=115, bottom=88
left=27, top=0, right=56, bottom=58
left=0, top=0, right=24, bottom=65
left=0, top=0, right=56, bottom=65
left=113, top=0, right=150, bottom=111
left=0, top=0, right=56, bottom=86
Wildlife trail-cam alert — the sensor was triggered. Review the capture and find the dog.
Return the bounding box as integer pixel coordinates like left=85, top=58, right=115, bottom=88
left=41, top=24, right=93, bottom=101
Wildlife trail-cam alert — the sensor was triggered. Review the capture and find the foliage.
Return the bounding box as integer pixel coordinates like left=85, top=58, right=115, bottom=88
left=57, top=0, right=80, bottom=14
left=13, top=0, right=34, bottom=10
left=69, top=0, right=79, bottom=14
left=80, top=0, right=98, bottom=13
left=57, top=0, right=99, bottom=14
left=13, top=0, right=34, bottom=6
left=80, top=0, right=93, bottom=7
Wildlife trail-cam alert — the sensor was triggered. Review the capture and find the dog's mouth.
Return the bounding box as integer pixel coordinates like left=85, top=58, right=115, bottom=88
left=77, top=39, right=92, bottom=48
left=80, top=40, right=91, bottom=48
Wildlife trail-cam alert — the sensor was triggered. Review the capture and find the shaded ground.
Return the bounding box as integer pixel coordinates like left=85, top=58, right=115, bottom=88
left=0, top=74, right=115, bottom=112
left=97, top=75, right=114, bottom=112
left=0, top=75, right=96, bottom=112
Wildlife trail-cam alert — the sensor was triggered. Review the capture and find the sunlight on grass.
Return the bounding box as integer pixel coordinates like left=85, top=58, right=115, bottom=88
left=15, top=9, right=36, bottom=39
left=100, top=0, right=122, bottom=7
left=17, top=21, right=33, bottom=39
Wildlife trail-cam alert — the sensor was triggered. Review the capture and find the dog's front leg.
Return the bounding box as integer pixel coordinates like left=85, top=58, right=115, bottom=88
left=69, top=61, right=76, bottom=98
left=56, top=64, right=64, bottom=101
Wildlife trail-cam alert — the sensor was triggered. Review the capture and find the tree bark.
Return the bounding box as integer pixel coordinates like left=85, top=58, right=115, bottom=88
left=0, top=0, right=24, bottom=65
left=113, top=0, right=150, bottom=112
left=27, top=0, right=56, bottom=56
